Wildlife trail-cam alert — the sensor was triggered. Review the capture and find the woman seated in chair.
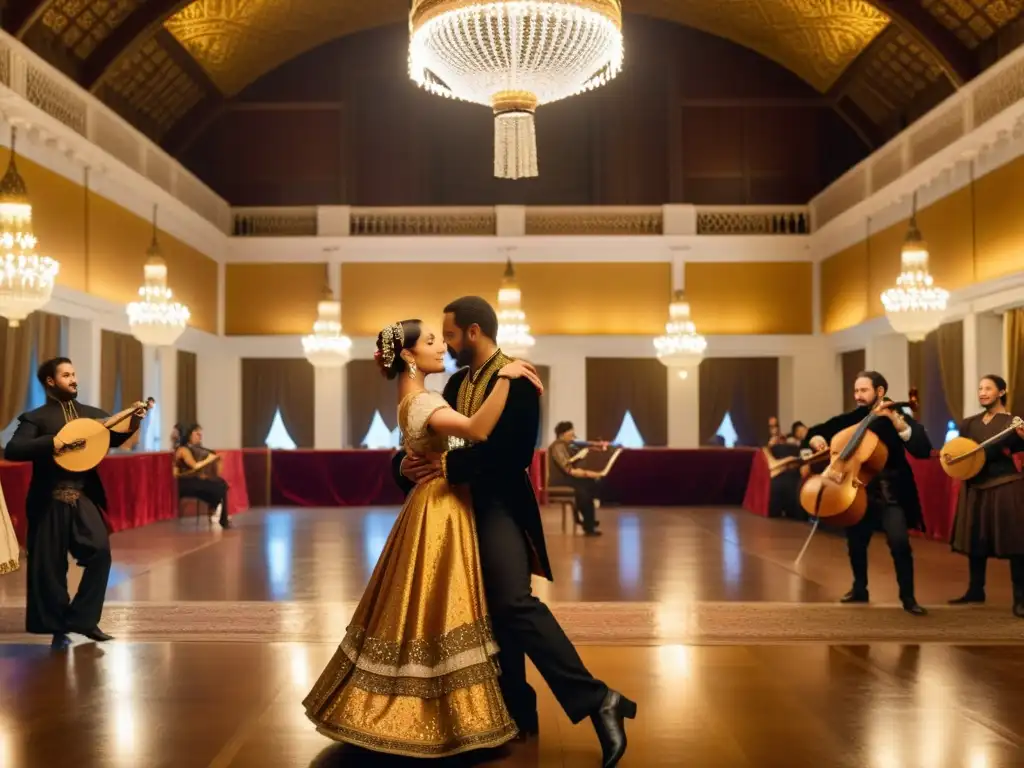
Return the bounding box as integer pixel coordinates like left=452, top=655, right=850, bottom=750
left=175, top=423, right=231, bottom=529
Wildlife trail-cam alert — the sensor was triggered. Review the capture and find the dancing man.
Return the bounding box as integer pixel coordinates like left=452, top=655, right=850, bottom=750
left=3, top=357, right=144, bottom=649
left=393, top=296, right=636, bottom=767
left=803, top=370, right=932, bottom=615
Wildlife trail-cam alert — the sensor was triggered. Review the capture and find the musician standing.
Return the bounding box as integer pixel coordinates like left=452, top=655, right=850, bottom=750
left=803, top=370, right=932, bottom=615
left=3, top=357, right=143, bottom=649
left=948, top=375, right=1024, bottom=615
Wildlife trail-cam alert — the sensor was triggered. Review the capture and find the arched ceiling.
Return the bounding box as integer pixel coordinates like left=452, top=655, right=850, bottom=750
left=6, top=0, right=1023, bottom=146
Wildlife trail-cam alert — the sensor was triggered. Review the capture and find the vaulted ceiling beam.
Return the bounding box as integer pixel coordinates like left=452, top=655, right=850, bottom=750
left=868, top=0, right=976, bottom=86
left=79, top=0, right=195, bottom=91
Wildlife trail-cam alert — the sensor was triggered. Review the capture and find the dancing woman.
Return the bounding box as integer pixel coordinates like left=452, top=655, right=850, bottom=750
left=303, top=319, right=542, bottom=757
left=0, top=477, right=18, bottom=576
left=948, top=375, right=1024, bottom=615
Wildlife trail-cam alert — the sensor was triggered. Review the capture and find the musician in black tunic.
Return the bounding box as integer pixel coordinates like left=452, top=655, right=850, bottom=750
left=948, top=375, right=1024, bottom=615
left=392, top=297, right=636, bottom=768
left=803, top=370, right=933, bottom=616
left=3, top=357, right=142, bottom=648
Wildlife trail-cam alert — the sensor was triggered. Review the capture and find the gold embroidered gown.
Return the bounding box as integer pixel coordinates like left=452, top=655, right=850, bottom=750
left=303, top=390, right=517, bottom=757
left=0, top=479, right=18, bottom=576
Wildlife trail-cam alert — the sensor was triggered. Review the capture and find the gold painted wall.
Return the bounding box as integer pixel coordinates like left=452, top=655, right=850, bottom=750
left=684, top=262, right=813, bottom=335
left=339, top=263, right=672, bottom=337
left=820, top=152, right=1024, bottom=334
left=225, top=263, right=327, bottom=335
left=0, top=147, right=219, bottom=333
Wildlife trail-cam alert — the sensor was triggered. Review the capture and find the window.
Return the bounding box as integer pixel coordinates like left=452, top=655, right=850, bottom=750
left=716, top=412, right=739, bottom=448
left=613, top=411, right=645, bottom=448
left=265, top=408, right=298, bottom=449
left=945, top=420, right=959, bottom=443
left=361, top=410, right=402, bottom=450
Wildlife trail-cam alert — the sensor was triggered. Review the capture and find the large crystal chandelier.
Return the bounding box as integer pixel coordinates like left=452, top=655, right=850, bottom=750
left=495, top=256, right=535, bottom=357
left=302, top=267, right=352, bottom=368
left=654, top=291, right=707, bottom=378
left=409, top=0, right=624, bottom=179
left=0, top=127, right=58, bottom=327
left=127, top=205, right=190, bottom=346
left=880, top=192, right=948, bottom=342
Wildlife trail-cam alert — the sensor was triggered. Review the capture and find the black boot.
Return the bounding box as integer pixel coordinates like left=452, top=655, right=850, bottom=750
left=590, top=689, right=637, bottom=768
left=840, top=589, right=869, bottom=603
left=949, top=556, right=987, bottom=604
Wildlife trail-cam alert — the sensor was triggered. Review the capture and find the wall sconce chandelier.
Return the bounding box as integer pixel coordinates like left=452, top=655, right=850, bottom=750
left=127, top=205, right=190, bottom=346
left=654, top=290, right=706, bottom=377
left=880, top=191, right=948, bottom=342
left=0, top=127, right=58, bottom=327
left=302, top=264, right=352, bottom=368
left=495, top=256, right=535, bottom=357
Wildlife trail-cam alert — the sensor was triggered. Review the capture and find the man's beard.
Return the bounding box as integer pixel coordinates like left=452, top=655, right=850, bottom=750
left=452, top=345, right=475, bottom=369
left=58, top=387, right=78, bottom=401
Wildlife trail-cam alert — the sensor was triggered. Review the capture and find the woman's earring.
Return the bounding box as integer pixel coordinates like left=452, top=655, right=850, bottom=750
left=409, top=362, right=418, bottom=379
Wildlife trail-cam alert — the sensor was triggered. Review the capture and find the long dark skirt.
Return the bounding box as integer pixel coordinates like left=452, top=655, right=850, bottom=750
left=950, top=477, right=1024, bottom=558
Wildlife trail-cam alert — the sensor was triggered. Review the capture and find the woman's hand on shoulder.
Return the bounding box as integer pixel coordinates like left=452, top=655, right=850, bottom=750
left=498, top=360, right=544, bottom=394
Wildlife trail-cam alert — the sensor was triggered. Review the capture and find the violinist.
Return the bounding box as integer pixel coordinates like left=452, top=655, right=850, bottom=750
left=175, top=423, right=231, bottom=529
left=803, top=371, right=932, bottom=615
left=948, top=375, right=1024, bottom=615
left=548, top=421, right=603, bottom=536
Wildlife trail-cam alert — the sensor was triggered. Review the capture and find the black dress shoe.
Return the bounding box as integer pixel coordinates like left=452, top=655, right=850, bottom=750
left=591, top=690, right=637, bottom=768
left=50, top=633, right=71, bottom=650
left=840, top=590, right=869, bottom=604
left=948, top=591, right=985, bottom=605
left=584, top=530, right=603, bottom=537
left=72, top=627, right=114, bottom=642
left=903, top=602, right=928, bottom=616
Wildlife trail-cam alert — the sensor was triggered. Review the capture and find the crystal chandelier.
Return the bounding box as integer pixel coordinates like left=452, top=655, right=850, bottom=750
left=654, top=291, right=707, bottom=378
left=495, top=256, right=535, bottom=357
left=880, top=193, right=948, bottom=342
left=127, top=206, right=190, bottom=346
left=0, top=127, right=58, bottom=327
left=302, top=267, right=352, bottom=368
left=409, top=0, right=624, bottom=179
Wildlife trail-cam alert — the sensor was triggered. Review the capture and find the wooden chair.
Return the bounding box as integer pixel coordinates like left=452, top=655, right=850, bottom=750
left=543, top=454, right=581, bottom=534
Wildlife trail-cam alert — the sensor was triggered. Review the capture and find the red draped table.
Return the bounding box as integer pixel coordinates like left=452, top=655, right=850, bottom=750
left=0, top=449, right=251, bottom=546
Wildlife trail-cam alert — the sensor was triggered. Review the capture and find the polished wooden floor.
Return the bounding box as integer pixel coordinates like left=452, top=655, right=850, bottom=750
left=2, top=505, right=1024, bottom=767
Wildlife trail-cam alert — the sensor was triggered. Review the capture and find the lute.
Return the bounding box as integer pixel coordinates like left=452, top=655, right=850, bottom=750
left=54, top=399, right=153, bottom=472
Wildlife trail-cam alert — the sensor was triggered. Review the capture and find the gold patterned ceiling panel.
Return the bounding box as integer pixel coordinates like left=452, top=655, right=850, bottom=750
left=38, top=0, right=141, bottom=59
left=635, top=0, right=891, bottom=92
left=162, top=0, right=890, bottom=97
left=164, top=0, right=408, bottom=95
left=921, top=0, right=1024, bottom=48
left=98, top=34, right=206, bottom=138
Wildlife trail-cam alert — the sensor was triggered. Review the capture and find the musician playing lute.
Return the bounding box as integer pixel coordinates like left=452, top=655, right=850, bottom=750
left=948, top=374, right=1024, bottom=615
left=3, top=356, right=144, bottom=650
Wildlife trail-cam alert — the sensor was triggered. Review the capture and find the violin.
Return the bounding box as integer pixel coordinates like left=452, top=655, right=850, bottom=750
left=54, top=399, right=153, bottom=472
left=940, top=415, right=1024, bottom=481
left=799, top=397, right=915, bottom=527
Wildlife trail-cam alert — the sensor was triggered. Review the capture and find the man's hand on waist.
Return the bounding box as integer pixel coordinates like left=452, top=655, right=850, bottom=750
left=400, top=450, right=442, bottom=484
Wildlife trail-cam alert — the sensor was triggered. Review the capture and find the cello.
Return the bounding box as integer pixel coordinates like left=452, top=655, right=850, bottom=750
left=799, top=396, right=917, bottom=528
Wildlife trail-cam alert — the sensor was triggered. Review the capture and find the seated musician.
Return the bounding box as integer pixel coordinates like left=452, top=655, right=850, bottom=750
left=548, top=421, right=603, bottom=537
left=175, top=423, right=231, bottom=529
left=801, top=371, right=932, bottom=616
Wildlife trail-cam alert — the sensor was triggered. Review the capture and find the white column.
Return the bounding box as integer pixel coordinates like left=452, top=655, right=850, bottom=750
left=314, top=366, right=345, bottom=449
left=141, top=345, right=179, bottom=450
left=866, top=332, right=910, bottom=399
left=198, top=351, right=241, bottom=448
left=667, top=366, right=699, bottom=447
left=976, top=312, right=1004, bottom=382
left=66, top=316, right=101, bottom=406
left=962, top=312, right=978, bottom=420
left=544, top=340, right=587, bottom=441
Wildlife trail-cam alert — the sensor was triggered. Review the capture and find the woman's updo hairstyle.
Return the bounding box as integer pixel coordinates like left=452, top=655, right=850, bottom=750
left=375, top=319, right=422, bottom=380
left=982, top=373, right=1009, bottom=405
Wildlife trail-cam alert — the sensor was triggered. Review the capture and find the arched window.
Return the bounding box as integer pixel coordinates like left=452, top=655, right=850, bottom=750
left=361, top=410, right=402, bottom=450
left=716, top=412, right=739, bottom=448
left=265, top=408, right=298, bottom=450
left=613, top=411, right=645, bottom=448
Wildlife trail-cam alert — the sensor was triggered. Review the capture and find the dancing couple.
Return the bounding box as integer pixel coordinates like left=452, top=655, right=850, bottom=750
left=304, top=296, right=636, bottom=766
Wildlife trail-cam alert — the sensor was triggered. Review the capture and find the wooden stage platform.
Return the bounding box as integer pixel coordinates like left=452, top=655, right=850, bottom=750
left=2, top=505, right=1024, bottom=767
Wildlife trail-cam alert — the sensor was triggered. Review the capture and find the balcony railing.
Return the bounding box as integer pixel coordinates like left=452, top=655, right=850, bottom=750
left=230, top=205, right=811, bottom=238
